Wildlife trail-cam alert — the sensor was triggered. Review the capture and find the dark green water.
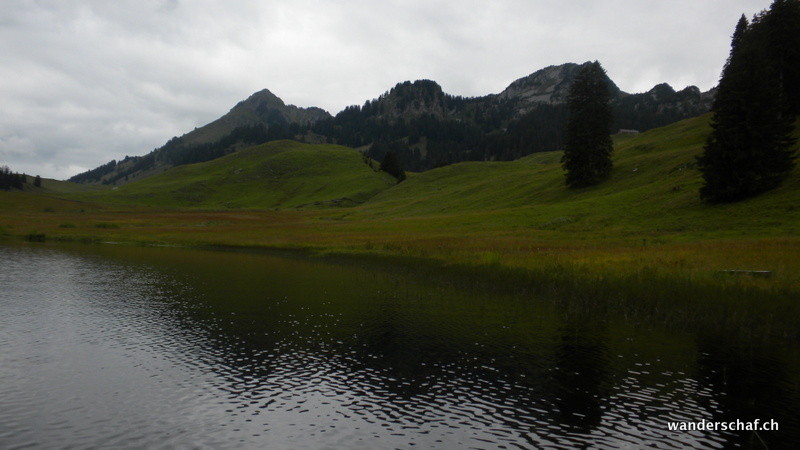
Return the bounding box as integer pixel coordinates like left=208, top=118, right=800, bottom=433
left=0, top=243, right=798, bottom=448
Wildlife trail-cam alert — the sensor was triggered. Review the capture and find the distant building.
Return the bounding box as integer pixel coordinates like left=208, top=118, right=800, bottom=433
left=618, top=129, right=640, bottom=134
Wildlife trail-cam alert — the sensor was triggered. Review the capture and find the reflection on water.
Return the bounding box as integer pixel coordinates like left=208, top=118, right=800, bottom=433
left=0, top=243, right=798, bottom=448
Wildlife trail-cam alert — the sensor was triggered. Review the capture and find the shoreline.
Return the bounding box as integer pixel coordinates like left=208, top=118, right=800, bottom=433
left=5, top=230, right=799, bottom=345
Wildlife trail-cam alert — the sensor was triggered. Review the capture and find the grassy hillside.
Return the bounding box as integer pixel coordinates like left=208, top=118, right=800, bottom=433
left=343, top=114, right=799, bottom=239
left=75, top=140, right=397, bottom=210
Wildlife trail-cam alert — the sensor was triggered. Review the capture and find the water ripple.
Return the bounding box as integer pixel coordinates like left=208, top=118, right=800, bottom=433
left=1, top=244, right=798, bottom=448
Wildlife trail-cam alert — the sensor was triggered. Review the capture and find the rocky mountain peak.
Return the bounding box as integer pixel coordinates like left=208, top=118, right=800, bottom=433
left=367, top=79, right=450, bottom=119
left=176, top=89, right=330, bottom=147
left=647, top=83, right=677, bottom=101
left=234, top=88, right=286, bottom=111
left=229, top=88, right=329, bottom=125
left=497, top=62, right=621, bottom=112
left=680, top=86, right=702, bottom=96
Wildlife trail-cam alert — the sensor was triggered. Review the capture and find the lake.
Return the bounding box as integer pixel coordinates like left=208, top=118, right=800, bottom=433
left=1, top=243, right=798, bottom=448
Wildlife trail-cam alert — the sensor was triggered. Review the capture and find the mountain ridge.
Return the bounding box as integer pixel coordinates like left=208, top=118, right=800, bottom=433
left=70, top=61, right=713, bottom=184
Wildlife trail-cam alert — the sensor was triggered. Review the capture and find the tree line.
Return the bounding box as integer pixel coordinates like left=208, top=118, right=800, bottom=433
left=0, top=165, right=26, bottom=190
left=1, top=165, right=42, bottom=190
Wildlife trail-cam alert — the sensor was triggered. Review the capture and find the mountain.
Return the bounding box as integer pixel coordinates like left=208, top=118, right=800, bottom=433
left=495, top=63, right=712, bottom=128
left=320, top=62, right=713, bottom=170
left=69, top=89, right=331, bottom=185
left=71, top=62, right=713, bottom=184
left=180, top=89, right=330, bottom=146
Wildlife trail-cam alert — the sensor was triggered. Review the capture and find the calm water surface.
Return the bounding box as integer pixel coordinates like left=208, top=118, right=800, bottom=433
left=1, top=243, right=798, bottom=448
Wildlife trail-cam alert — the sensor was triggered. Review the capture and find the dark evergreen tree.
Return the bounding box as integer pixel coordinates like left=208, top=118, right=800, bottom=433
left=379, top=150, right=406, bottom=182
left=698, top=12, right=797, bottom=203
left=0, top=165, right=25, bottom=190
left=561, top=61, right=614, bottom=188
left=33, top=175, right=42, bottom=187
left=760, top=0, right=800, bottom=114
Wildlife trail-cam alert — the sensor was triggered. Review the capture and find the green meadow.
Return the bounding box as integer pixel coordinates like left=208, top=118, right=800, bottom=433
left=78, top=140, right=397, bottom=209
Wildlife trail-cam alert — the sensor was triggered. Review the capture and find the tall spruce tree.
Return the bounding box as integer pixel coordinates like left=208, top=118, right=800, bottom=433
left=561, top=61, right=614, bottom=188
left=698, top=11, right=797, bottom=203
left=761, top=0, right=800, bottom=114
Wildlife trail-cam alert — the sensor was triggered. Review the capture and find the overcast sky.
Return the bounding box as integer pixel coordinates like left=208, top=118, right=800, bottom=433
left=0, top=0, right=773, bottom=180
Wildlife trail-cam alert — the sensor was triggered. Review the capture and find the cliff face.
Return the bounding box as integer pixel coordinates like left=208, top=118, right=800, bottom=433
left=496, top=63, right=712, bottom=124
left=498, top=62, right=620, bottom=109
left=369, top=80, right=451, bottom=119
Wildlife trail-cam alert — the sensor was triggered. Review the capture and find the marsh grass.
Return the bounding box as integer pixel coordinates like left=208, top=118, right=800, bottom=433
left=295, top=245, right=800, bottom=345
left=437, top=258, right=799, bottom=343
left=94, top=222, right=120, bottom=229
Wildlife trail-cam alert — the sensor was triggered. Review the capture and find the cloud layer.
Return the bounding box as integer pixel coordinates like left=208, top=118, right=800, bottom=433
left=0, top=0, right=772, bottom=179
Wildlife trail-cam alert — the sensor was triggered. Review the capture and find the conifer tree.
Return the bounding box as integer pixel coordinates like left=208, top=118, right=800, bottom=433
left=561, top=61, right=614, bottom=188
left=380, top=151, right=406, bottom=182
left=0, top=165, right=24, bottom=190
left=761, top=0, right=800, bottom=114
left=697, top=12, right=797, bottom=203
